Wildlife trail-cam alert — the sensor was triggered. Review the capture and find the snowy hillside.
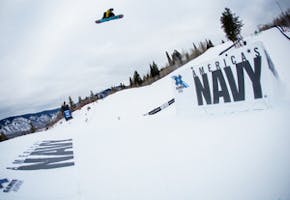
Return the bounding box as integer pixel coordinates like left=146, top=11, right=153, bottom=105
left=0, top=28, right=290, bottom=200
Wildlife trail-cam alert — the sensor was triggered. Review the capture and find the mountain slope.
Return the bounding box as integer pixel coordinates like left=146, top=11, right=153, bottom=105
left=0, top=108, right=60, bottom=139
left=0, top=28, right=290, bottom=200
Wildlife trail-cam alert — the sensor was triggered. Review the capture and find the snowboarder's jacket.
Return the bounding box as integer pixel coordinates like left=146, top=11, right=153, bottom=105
left=103, top=8, right=115, bottom=19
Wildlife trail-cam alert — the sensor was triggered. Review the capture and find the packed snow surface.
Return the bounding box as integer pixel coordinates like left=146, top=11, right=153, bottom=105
left=0, top=28, right=290, bottom=200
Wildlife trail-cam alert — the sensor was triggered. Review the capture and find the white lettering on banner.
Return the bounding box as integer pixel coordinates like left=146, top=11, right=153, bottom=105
left=173, top=42, right=278, bottom=115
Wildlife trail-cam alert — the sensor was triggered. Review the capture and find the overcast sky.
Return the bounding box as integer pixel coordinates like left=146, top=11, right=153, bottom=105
left=0, top=0, right=289, bottom=120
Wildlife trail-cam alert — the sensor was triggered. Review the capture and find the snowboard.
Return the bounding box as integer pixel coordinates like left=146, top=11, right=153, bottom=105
left=95, top=14, right=124, bottom=24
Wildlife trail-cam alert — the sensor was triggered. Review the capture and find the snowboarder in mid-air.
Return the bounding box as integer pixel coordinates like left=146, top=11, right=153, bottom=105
left=103, top=8, right=115, bottom=19
left=95, top=8, right=123, bottom=24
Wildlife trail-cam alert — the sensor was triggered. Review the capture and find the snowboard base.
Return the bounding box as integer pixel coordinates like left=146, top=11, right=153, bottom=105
left=95, top=14, right=124, bottom=24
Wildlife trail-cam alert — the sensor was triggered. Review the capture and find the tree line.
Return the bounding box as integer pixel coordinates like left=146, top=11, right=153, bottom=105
left=257, top=8, right=290, bottom=32
left=128, top=39, right=215, bottom=88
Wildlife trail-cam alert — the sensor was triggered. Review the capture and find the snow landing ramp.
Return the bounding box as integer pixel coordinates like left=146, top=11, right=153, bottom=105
left=172, top=42, right=280, bottom=115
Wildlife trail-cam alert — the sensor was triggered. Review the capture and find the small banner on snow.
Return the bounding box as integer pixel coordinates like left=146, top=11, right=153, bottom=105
left=172, top=42, right=279, bottom=115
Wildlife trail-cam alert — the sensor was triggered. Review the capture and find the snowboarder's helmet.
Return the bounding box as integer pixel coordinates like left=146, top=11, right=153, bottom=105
left=109, top=8, right=114, bottom=11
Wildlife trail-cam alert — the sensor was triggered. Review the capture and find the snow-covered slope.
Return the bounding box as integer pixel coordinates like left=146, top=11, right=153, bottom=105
left=0, top=28, right=290, bottom=200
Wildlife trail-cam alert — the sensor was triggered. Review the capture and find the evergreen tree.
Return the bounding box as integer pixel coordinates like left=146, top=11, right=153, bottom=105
left=206, top=39, right=214, bottom=49
left=185, top=52, right=190, bottom=61
left=192, top=42, right=200, bottom=57
left=119, top=83, right=125, bottom=89
left=133, top=70, right=143, bottom=85
left=68, top=96, right=75, bottom=109
left=199, top=41, right=206, bottom=52
left=89, top=90, right=97, bottom=101
left=78, top=96, right=82, bottom=104
left=90, top=90, right=94, bottom=98
left=129, top=77, right=133, bottom=87
left=150, top=62, right=160, bottom=78
left=220, top=8, right=243, bottom=42
left=146, top=74, right=150, bottom=80
left=166, top=51, right=173, bottom=65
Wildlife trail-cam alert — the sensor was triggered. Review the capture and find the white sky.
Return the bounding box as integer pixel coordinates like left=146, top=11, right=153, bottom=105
left=0, top=0, right=289, bottom=119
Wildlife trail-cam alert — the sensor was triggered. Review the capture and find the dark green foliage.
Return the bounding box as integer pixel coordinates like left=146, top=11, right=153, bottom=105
left=90, top=90, right=94, bottom=98
left=185, top=52, right=190, bottom=60
left=150, top=62, right=160, bottom=78
left=206, top=39, right=214, bottom=49
left=68, top=96, right=76, bottom=109
left=171, top=50, right=182, bottom=64
left=145, top=74, right=150, bottom=81
left=133, top=70, right=143, bottom=85
left=78, top=96, right=82, bottom=104
left=220, top=8, right=243, bottom=42
left=166, top=51, right=173, bottom=65
left=199, top=41, right=207, bottom=52
left=89, top=90, right=97, bottom=101
left=119, top=83, right=126, bottom=89
left=192, top=43, right=201, bottom=57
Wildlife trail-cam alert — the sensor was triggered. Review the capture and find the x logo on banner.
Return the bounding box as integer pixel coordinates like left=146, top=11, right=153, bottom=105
left=172, top=75, right=189, bottom=88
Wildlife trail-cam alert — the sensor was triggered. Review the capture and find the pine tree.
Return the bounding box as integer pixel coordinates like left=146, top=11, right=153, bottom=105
left=166, top=51, right=173, bottom=65
left=192, top=42, right=200, bottom=57
left=206, top=39, right=214, bottom=49
left=133, top=70, right=143, bottom=86
left=90, top=90, right=94, bottom=98
left=220, top=8, right=243, bottom=42
left=143, top=75, right=147, bottom=82
left=89, top=90, right=96, bottom=101
left=150, top=62, right=160, bottom=78
left=199, top=41, right=206, bottom=52
left=78, top=96, right=82, bottom=104
left=119, top=83, right=125, bottom=89
left=68, top=96, right=75, bottom=109
left=185, top=52, right=190, bottom=61
left=129, top=77, right=133, bottom=87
